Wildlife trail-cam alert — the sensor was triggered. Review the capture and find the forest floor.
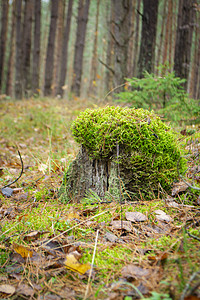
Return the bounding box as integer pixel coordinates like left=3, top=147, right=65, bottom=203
left=0, top=97, right=200, bottom=300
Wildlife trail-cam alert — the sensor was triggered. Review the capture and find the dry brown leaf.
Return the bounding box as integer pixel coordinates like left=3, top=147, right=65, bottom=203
left=171, top=181, right=188, bottom=196
left=16, top=284, right=34, bottom=297
left=155, top=210, right=173, bottom=222
left=125, top=211, right=148, bottom=222
left=64, top=253, right=90, bottom=275
left=0, top=284, right=15, bottom=295
left=121, top=264, right=150, bottom=280
left=111, top=220, right=133, bottom=232
left=13, top=243, right=33, bottom=258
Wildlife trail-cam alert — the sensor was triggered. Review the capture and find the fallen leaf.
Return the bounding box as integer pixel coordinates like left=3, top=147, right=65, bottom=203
left=16, top=284, right=34, bottom=297
left=155, top=210, right=173, bottom=222
left=0, top=284, right=15, bottom=294
left=1, top=187, right=13, bottom=197
left=111, top=220, right=133, bottom=232
left=121, top=265, right=150, bottom=280
left=64, top=253, right=90, bottom=275
left=104, top=232, right=120, bottom=243
left=13, top=243, right=33, bottom=258
left=171, top=181, right=188, bottom=196
left=125, top=211, right=148, bottom=222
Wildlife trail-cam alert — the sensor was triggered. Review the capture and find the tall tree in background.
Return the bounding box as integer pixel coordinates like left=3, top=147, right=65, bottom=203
left=15, top=0, right=23, bottom=99
left=32, top=0, right=41, bottom=95
left=6, top=0, right=16, bottom=96
left=44, top=0, right=59, bottom=96
left=71, top=0, right=90, bottom=96
left=138, top=0, right=159, bottom=78
left=174, top=0, right=195, bottom=90
left=88, top=0, right=100, bottom=96
left=58, top=0, right=73, bottom=97
left=52, top=0, right=65, bottom=97
left=112, top=0, right=132, bottom=91
left=0, top=0, right=9, bottom=92
left=22, top=0, right=33, bottom=96
left=132, top=0, right=141, bottom=76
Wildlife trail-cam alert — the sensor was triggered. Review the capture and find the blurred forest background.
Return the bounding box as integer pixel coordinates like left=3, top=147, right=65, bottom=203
left=0, top=0, right=199, bottom=101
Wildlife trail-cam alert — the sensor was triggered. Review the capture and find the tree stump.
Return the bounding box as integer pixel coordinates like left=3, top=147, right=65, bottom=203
left=59, top=106, right=186, bottom=202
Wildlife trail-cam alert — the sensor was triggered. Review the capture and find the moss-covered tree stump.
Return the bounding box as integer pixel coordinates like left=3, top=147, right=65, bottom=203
left=59, top=106, right=185, bottom=202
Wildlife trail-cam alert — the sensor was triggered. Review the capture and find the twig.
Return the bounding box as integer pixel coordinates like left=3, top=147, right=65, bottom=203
left=177, top=158, right=200, bottom=191
left=84, top=229, right=99, bottom=300
left=98, top=58, right=114, bottom=74
left=1, top=150, right=24, bottom=188
left=180, top=271, right=200, bottom=300
left=102, top=82, right=128, bottom=102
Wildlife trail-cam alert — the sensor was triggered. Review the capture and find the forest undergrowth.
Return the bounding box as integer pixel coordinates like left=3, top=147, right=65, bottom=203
left=0, top=97, right=199, bottom=300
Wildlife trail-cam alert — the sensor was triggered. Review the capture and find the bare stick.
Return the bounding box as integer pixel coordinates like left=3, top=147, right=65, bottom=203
left=84, top=229, right=99, bottom=300
left=2, top=150, right=24, bottom=188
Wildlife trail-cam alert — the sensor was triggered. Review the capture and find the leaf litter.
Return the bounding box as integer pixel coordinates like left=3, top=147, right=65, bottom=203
left=0, top=98, right=200, bottom=299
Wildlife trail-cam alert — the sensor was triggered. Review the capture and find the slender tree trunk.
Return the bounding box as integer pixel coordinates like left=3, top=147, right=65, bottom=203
left=138, top=0, right=159, bottom=78
left=71, top=0, right=90, bottom=97
left=88, top=0, right=100, bottom=96
left=0, top=0, right=9, bottom=92
left=163, top=1, right=170, bottom=64
left=22, top=0, right=33, bottom=97
left=112, top=0, right=132, bottom=92
left=52, top=0, right=65, bottom=97
left=127, top=0, right=135, bottom=78
left=44, top=0, right=59, bottom=96
left=58, top=0, right=73, bottom=97
left=132, top=0, right=141, bottom=76
left=15, top=0, right=23, bottom=99
left=6, top=0, right=16, bottom=96
left=156, top=0, right=167, bottom=74
left=32, top=0, right=41, bottom=95
left=174, top=0, right=195, bottom=90
left=105, top=1, right=115, bottom=92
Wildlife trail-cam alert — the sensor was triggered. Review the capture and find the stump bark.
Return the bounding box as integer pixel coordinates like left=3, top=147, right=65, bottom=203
left=59, top=146, right=121, bottom=202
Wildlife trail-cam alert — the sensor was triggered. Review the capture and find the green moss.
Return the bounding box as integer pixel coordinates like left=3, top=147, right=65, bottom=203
left=71, top=106, right=186, bottom=194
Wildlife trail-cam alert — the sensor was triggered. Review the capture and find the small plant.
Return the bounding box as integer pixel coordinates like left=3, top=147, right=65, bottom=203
left=116, top=66, right=200, bottom=124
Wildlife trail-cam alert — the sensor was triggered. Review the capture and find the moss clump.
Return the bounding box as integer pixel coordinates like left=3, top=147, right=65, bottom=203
left=71, top=106, right=185, bottom=196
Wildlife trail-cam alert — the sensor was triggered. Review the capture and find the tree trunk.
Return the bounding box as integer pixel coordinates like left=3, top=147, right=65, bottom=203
left=156, top=0, right=167, bottom=74
left=71, top=0, right=90, bottom=97
left=0, top=0, right=9, bottom=92
left=52, top=0, right=65, bottom=97
left=138, top=0, right=159, bottom=78
left=15, top=0, right=23, bottom=99
left=22, top=0, right=33, bottom=97
left=88, top=0, right=100, bottom=96
left=58, top=0, right=73, bottom=97
left=44, top=0, right=59, bottom=96
left=132, top=0, right=141, bottom=76
left=6, top=0, right=16, bottom=96
left=105, top=1, right=115, bottom=93
left=32, top=0, right=41, bottom=95
left=174, top=0, right=195, bottom=90
left=112, top=0, right=132, bottom=92
left=127, top=0, right=135, bottom=79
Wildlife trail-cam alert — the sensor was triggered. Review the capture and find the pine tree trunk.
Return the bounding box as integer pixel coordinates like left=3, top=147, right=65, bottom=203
left=132, top=0, right=141, bottom=76
left=32, top=0, right=41, bottom=95
left=6, top=0, right=16, bottom=96
left=22, top=0, right=33, bottom=97
left=88, top=0, right=100, bottom=96
left=58, top=0, right=73, bottom=97
left=71, top=0, right=90, bottom=97
left=156, top=0, right=167, bottom=74
left=44, top=0, right=59, bottom=96
left=0, top=0, right=9, bottom=92
left=138, top=0, right=159, bottom=77
left=174, top=0, right=195, bottom=90
left=105, top=1, right=115, bottom=93
left=112, top=0, right=132, bottom=92
left=52, top=0, right=65, bottom=97
left=15, top=0, right=23, bottom=99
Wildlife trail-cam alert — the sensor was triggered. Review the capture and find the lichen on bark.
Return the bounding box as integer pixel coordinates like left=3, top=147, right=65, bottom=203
left=59, top=106, right=186, bottom=202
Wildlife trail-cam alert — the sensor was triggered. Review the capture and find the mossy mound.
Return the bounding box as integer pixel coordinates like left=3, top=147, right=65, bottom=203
left=62, top=106, right=186, bottom=200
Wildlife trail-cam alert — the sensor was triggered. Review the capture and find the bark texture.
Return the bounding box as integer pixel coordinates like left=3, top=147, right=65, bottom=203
left=174, top=0, right=195, bottom=89
left=44, top=0, right=59, bottom=96
left=138, top=0, right=159, bottom=77
left=32, top=0, right=41, bottom=95
left=0, top=0, right=9, bottom=92
left=71, top=0, right=90, bottom=96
